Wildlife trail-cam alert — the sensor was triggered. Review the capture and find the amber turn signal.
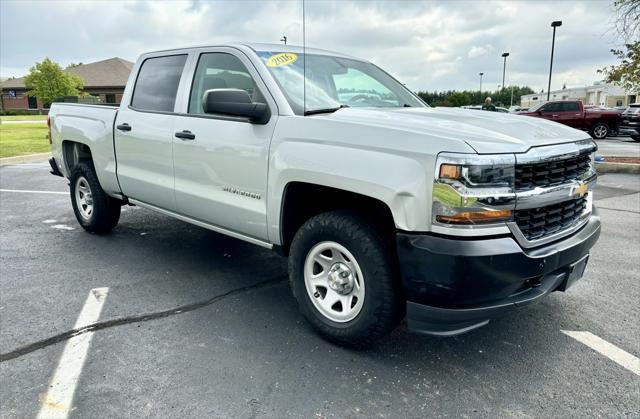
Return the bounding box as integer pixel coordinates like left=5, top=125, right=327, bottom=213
left=439, top=164, right=460, bottom=179
left=436, top=210, right=512, bottom=225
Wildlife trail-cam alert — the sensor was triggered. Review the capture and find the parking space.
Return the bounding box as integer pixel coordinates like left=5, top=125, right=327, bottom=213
left=1, top=162, right=639, bottom=418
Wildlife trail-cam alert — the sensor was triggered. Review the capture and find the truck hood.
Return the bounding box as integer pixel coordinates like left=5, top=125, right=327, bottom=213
left=320, top=107, right=589, bottom=154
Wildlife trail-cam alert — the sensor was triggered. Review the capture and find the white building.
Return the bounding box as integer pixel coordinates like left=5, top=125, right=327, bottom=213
left=520, top=82, right=638, bottom=109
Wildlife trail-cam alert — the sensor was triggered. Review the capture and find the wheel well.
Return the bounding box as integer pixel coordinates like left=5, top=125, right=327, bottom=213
left=279, top=182, right=396, bottom=255
left=62, top=141, right=93, bottom=174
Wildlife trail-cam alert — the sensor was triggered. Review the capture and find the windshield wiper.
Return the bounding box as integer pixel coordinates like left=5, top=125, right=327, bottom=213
left=304, top=104, right=349, bottom=116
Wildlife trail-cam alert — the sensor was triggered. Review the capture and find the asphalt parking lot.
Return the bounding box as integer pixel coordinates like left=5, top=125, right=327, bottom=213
left=1, top=162, right=638, bottom=418
left=594, top=136, right=640, bottom=158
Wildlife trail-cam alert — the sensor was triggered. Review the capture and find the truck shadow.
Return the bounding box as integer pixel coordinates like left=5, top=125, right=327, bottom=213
left=107, top=209, right=575, bottom=363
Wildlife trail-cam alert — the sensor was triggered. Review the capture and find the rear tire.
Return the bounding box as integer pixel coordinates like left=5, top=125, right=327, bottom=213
left=70, top=162, right=121, bottom=234
left=288, top=211, right=403, bottom=347
left=590, top=122, right=609, bottom=139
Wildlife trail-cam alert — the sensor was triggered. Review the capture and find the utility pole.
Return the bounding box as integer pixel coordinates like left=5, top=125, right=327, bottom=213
left=479, top=72, right=484, bottom=104
left=547, top=21, right=562, bottom=101
left=501, top=52, right=509, bottom=92
left=280, top=35, right=287, bottom=45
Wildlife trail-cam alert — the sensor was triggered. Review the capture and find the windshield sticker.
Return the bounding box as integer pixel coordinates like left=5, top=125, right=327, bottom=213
left=266, top=53, right=298, bottom=67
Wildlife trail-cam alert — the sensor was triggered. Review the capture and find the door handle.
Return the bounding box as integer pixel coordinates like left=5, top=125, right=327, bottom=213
left=116, top=123, right=131, bottom=131
left=175, top=130, right=196, bottom=140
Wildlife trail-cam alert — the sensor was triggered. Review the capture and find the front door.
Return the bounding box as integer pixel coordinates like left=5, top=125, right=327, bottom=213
left=114, top=54, right=188, bottom=211
left=171, top=49, right=278, bottom=240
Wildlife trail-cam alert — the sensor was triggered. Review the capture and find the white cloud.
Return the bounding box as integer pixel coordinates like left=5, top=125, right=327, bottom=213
left=0, top=0, right=621, bottom=92
left=468, top=45, right=494, bottom=59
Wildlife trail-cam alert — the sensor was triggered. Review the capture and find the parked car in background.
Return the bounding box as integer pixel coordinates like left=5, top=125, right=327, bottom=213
left=620, top=103, right=640, bottom=142
left=496, top=107, right=509, bottom=113
left=518, top=100, right=622, bottom=139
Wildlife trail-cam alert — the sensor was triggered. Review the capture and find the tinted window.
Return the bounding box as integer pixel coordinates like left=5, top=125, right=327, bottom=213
left=541, top=102, right=561, bottom=112
left=562, top=102, right=579, bottom=112
left=131, top=55, right=187, bottom=112
left=189, top=53, right=264, bottom=115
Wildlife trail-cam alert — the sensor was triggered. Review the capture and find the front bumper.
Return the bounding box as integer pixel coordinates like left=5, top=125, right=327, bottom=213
left=396, top=208, right=601, bottom=336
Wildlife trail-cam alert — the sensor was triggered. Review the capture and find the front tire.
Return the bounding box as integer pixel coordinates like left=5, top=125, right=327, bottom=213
left=590, top=122, right=609, bottom=139
left=289, top=211, right=403, bottom=347
left=70, top=162, right=121, bottom=234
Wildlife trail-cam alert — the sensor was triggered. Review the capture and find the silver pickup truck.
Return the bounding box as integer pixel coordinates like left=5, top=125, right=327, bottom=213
left=48, top=43, right=600, bottom=347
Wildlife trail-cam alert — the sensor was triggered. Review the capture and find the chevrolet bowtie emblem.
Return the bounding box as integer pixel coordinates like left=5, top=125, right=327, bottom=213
left=573, top=181, right=588, bottom=198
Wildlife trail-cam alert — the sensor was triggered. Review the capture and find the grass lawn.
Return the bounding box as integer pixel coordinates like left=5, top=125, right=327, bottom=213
left=0, top=115, right=48, bottom=121
left=0, top=123, right=50, bottom=158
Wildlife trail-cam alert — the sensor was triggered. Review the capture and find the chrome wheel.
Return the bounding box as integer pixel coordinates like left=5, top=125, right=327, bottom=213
left=303, top=241, right=365, bottom=323
left=74, top=176, right=94, bottom=220
left=593, top=125, right=608, bottom=139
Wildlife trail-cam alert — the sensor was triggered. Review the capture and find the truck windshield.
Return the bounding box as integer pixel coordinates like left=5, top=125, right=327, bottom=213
left=256, top=50, right=426, bottom=115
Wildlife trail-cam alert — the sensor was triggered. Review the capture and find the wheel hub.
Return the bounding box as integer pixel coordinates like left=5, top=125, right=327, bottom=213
left=327, top=262, right=354, bottom=295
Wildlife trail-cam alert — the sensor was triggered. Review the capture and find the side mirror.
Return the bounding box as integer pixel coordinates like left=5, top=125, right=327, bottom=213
left=537, top=110, right=543, bottom=115
left=202, top=89, right=269, bottom=124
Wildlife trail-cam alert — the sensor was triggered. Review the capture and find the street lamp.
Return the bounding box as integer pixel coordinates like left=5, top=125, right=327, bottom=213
left=280, top=35, right=287, bottom=45
left=547, top=21, right=562, bottom=101
left=501, top=52, right=509, bottom=91
left=479, top=72, right=484, bottom=103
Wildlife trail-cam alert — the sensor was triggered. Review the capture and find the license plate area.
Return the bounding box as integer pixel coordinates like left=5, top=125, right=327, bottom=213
left=557, top=254, right=589, bottom=292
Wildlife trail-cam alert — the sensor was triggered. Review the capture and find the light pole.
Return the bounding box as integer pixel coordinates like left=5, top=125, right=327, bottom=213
left=501, top=52, right=509, bottom=91
left=280, top=35, right=287, bottom=45
left=510, top=85, right=514, bottom=107
left=479, top=72, right=484, bottom=103
left=547, top=21, right=562, bottom=101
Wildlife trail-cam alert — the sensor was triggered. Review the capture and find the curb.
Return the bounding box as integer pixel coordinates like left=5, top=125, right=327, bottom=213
left=596, top=162, right=640, bottom=174
left=0, top=152, right=51, bottom=166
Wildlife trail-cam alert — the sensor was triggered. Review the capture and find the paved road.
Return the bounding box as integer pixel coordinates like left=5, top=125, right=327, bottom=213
left=595, top=136, right=640, bottom=158
left=1, top=163, right=638, bottom=418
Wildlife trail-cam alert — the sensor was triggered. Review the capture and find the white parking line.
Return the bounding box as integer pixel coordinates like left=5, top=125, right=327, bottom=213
left=562, top=330, right=640, bottom=376
left=37, top=288, right=109, bottom=419
left=0, top=189, right=67, bottom=195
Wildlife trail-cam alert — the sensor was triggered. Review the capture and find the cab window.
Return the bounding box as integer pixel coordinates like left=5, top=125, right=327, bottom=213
left=189, top=53, right=266, bottom=115
left=541, top=102, right=561, bottom=112
left=131, top=55, right=187, bottom=112
left=563, top=102, right=580, bottom=112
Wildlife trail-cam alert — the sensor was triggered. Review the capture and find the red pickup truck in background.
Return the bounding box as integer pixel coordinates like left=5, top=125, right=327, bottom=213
left=518, top=100, right=622, bottom=139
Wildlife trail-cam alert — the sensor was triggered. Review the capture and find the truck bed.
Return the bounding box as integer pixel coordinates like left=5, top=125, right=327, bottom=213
left=48, top=102, right=122, bottom=196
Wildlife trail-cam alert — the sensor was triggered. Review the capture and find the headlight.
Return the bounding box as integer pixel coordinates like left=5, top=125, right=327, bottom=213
left=432, top=153, right=516, bottom=226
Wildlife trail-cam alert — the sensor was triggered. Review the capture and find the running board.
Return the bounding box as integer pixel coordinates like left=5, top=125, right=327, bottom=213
left=127, top=198, right=273, bottom=249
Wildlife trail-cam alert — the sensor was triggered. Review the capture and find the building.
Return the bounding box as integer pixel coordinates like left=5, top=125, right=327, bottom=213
left=520, top=82, right=638, bottom=109
left=0, top=57, right=133, bottom=111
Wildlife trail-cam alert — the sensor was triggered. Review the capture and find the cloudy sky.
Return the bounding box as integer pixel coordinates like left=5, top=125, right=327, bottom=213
left=0, top=0, right=623, bottom=93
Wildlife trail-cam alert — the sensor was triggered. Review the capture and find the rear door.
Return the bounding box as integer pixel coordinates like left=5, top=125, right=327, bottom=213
left=556, top=102, right=583, bottom=128
left=171, top=48, right=278, bottom=241
left=114, top=54, right=189, bottom=211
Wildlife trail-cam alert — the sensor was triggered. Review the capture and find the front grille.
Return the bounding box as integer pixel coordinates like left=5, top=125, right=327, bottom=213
left=515, top=152, right=591, bottom=191
left=515, top=197, right=587, bottom=241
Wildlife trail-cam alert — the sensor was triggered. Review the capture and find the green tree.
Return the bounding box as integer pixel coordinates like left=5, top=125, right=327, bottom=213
left=416, top=86, right=534, bottom=107
left=24, top=58, right=84, bottom=106
left=598, top=42, right=640, bottom=93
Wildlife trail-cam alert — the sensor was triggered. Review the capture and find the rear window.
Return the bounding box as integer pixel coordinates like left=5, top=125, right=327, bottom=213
left=131, top=55, right=187, bottom=112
